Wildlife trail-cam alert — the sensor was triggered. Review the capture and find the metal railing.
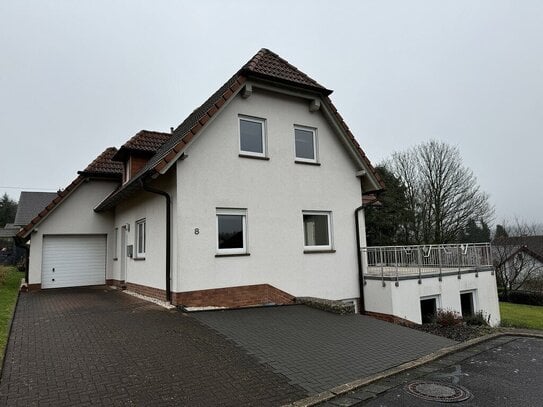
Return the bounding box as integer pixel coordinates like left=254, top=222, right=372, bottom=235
left=361, top=243, right=493, bottom=284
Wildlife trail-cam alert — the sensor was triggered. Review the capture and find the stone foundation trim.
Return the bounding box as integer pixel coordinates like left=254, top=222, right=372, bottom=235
left=125, top=282, right=167, bottom=302
left=106, top=279, right=126, bottom=288
left=296, top=297, right=356, bottom=314
left=173, top=284, right=295, bottom=309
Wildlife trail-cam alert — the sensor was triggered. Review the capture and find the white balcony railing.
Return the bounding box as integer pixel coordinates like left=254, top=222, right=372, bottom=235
left=361, top=243, right=493, bottom=283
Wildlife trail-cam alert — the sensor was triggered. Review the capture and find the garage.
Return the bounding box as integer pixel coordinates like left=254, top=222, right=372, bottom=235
left=42, top=235, right=106, bottom=289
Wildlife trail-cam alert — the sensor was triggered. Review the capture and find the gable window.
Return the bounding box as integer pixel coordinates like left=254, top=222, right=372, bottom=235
left=135, top=219, right=146, bottom=258
left=295, top=126, right=317, bottom=162
left=216, top=209, right=247, bottom=255
left=303, top=211, right=332, bottom=250
left=113, top=227, right=119, bottom=260
left=239, top=116, right=266, bottom=157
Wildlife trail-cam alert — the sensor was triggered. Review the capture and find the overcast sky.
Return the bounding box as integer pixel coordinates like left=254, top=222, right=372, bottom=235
left=1, top=1, right=541, bottom=225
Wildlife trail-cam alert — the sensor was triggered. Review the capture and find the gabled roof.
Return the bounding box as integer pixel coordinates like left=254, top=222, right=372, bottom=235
left=494, top=236, right=543, bottom=264
left=13, top=191, right=58, bottom=227
left=95, top=48, right=384, bottom=211
left=78, top=147, right=124, bottom=178
left=112, top=130, right=173, bottom=161
left=17, top=147, right=122, bottom=239
left=240, top=48, right=331, bottom=95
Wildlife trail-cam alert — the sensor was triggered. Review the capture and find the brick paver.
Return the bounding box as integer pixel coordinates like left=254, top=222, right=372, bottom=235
left=195, top=305, right=455, bottom=394
left=0, top=288, right=306, bottom=406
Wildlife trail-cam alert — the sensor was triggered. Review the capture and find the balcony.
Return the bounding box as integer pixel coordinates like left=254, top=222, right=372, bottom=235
left=361, top=243, right=493, bottom=284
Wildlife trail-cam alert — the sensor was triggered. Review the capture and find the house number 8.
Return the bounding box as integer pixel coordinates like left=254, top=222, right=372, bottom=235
left=194, top=228, right=199, bottom=235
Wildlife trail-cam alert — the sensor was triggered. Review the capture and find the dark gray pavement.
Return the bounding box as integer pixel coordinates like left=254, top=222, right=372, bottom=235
left=324, top=336, right=543, bottom=406
left=194, top=305, right=455, bottom=394
left=0, top=288, right=305, bottom=406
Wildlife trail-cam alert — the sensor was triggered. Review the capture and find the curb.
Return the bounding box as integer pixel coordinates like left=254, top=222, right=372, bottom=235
left=284, top=330, right=543, bottom=407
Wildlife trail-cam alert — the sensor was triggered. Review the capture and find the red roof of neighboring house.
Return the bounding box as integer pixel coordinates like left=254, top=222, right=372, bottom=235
left=95, top=48, right=384, bottom=211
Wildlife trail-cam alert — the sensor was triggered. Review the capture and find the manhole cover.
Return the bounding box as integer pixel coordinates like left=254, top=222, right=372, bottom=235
left=405, top=380, right=471, bottom=403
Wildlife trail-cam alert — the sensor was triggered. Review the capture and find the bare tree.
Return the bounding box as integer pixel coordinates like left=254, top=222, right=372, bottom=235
left=385, top=140, right=493, bottom=244
left=493, top=219, right=543, bottom=298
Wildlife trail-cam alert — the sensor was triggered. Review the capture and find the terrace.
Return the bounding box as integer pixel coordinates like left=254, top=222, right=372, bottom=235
left=361, top=243, right=494, bottom=285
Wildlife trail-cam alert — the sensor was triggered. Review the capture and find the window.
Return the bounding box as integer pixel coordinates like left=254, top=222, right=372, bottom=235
left=460, top=291, right=476, bottom=317
left=135, top=219, right=146, bottom=258
left=113, top=227, right=119, bottom=260
left=294, top=126, right=317, bottom=162
left=303, top=211, right=332, bottom=250
left=239, top=116, right=266, bottom=157
left=216, top=209, right=247, bottom=255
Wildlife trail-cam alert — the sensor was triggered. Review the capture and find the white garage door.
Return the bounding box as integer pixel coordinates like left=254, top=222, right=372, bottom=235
left=42, top=235, right=106, bottom=289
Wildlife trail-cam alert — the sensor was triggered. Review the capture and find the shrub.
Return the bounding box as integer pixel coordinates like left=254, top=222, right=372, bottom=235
left=507, top=290, right=543, bottom=307
left=464, top=310, right=489, bottom=326
left=435, top=308, right=463, bottom=327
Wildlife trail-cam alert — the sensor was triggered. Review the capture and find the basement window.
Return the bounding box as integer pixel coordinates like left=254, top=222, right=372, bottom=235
left=420, top=296, right=439, bottom=324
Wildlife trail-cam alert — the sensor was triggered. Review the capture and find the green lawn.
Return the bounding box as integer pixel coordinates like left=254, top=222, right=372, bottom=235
left=0, top=266, right=21, bottom=362
left=500, top=301, right=543, bottom=330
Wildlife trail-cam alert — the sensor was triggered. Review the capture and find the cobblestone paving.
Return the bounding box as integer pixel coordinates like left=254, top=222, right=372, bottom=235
left=195, top=305, right=455, bottom=394
left=0, top=288, right=306, bottom=406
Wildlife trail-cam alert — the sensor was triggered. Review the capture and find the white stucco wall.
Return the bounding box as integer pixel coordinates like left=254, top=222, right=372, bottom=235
left=364, top=270, right=501, bottom=326
left=174, top=88, right=364, bottom=300
left=27, top=180, right=117, bottom=285
left=111, top=171, right=176, bottom=290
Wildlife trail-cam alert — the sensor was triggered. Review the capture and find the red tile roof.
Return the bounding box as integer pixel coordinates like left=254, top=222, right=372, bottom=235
left=79, top=147, right=123, bottom=177
left=241, top=48, right=331, bottom=95
left=17, top=147, right=122, bottom=238
left=112, top=130, right=172, bottom=161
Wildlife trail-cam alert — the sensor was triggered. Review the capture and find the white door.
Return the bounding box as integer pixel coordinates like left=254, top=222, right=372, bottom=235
left=42, top=235, right=106, bottom=289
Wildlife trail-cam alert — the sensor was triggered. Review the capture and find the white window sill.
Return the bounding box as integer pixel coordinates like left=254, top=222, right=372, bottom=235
left=134, top=256, right=146, bottom=261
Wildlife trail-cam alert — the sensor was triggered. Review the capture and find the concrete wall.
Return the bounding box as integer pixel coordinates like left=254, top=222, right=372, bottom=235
left=111, top=170, right=176, bottom=290
left=27, top=180, right=117, bottom=285
left=364, top=270, right=501, bottom=326
left=174, top=88, right=364, bottom=301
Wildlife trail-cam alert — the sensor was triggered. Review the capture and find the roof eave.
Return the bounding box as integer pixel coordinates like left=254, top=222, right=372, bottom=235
left=240, top=69, right=333, bottom=96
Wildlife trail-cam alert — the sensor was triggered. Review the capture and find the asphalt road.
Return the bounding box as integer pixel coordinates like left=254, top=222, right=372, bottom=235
left=330, top=336, right=543, bottom=407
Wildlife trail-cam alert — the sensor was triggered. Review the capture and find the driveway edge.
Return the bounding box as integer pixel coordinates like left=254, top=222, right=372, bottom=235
left=0, top=286, right=21, bottom=381
left=285, top=330, right=543, bottom=407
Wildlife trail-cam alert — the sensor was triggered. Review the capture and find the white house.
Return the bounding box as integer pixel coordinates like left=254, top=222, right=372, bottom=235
left=18, top=49, right=384, bottom=310
left=17, top=49, right=501, bottom=325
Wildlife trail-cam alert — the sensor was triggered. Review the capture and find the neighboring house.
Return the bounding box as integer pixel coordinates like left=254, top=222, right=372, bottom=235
left=1, top=191, right=58, bottom=265
left=493, top=236, right=543, bottom=292
left=17, top=49, right=384, bottom=310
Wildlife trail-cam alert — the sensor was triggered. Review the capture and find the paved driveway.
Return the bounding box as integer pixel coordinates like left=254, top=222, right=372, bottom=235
left=1, top=288, right=454, bottom=406
left=195, top=306, right=454, bottom=394
left=0, top=288, right=305, bottom=406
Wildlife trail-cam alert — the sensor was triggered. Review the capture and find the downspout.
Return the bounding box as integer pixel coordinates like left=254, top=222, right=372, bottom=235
left=140, top=180, right=172, bottom=303
left=355, top=205, right=365, bottom=314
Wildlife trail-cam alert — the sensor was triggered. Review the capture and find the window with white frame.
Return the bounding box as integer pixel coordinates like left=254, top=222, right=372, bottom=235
left=135, top=219, right=146, bottom=258
left=216, top=209, right=247, bottom=254
left=239, top=116, right=266, bottom=157
left=113, top=227, right=119, bottom=260
left=294, top=126, right=317, bottom=162
left=303, top=211, right=332, bottom=250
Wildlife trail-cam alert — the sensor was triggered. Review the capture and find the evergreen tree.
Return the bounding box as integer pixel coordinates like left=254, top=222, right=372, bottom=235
left=0, top=193, right=18, bottom=228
